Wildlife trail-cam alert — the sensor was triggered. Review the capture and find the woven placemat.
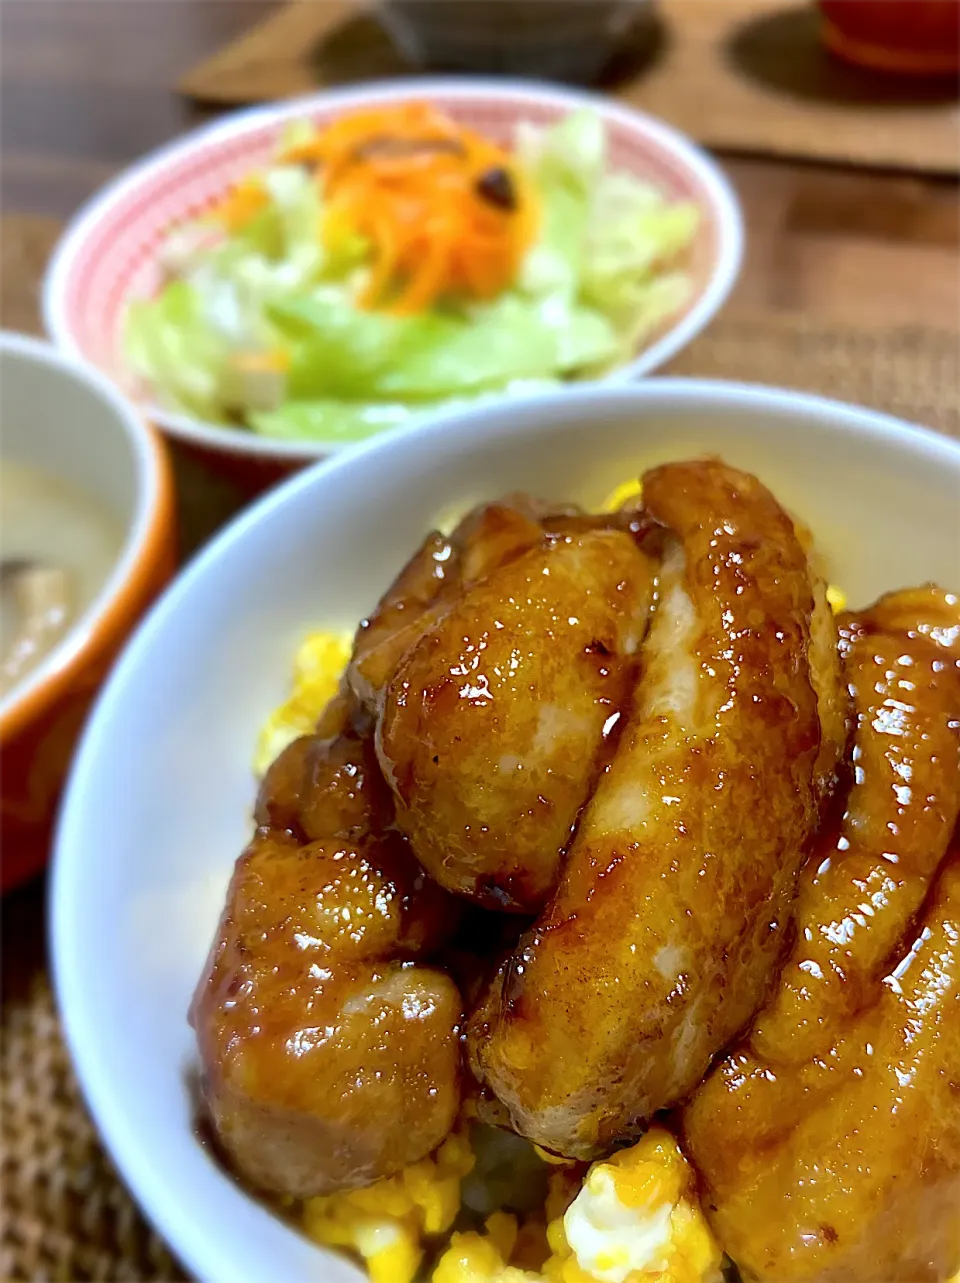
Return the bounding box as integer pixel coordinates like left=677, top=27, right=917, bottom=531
left=1, top=866, right=186, bottom=1282
left=668, top=312, right=960, bottom=439
left=2, top=212, right=958, bottom=1281
left=179, top=0, right=960, bottom=176
left=1, top=214, right=64, bottom=337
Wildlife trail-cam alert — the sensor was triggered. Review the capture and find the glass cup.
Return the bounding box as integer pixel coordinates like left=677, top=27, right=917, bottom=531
left=818, top=0, right=960, bottom=75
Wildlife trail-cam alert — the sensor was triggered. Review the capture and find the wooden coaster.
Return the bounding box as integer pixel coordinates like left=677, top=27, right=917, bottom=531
left=178, top=0, right=960, bottom=175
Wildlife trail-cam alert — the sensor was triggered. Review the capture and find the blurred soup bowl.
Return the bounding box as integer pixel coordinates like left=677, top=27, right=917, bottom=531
left=0, top=333, right=175, bottom=889
left=377, top=1, right=649, bottom=82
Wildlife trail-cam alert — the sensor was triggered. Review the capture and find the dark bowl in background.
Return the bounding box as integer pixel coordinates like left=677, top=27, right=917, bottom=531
left=377, top=0, right=652, bottom=83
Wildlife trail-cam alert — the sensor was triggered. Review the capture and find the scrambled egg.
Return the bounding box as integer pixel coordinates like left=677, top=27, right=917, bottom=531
left=303, top=1130, right=476, bottom=1283
left=602, top=479, right=644, bottom=513
left=252, top=629, right=352, bottom=775
left=546, top=1132, right=722, bottom=1283
left=296, top=1072, right=719, bottom=1283
left=430, top=1129, right=721, bottom=1283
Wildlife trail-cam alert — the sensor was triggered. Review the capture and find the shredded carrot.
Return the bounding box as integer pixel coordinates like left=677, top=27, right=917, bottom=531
left=280, top=101, right=538, bottom=313
left=209, top=176, right=268, bottom=233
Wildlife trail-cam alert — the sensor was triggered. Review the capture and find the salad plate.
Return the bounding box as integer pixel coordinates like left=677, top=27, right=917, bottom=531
left=44, top=79, right=742, bottom=467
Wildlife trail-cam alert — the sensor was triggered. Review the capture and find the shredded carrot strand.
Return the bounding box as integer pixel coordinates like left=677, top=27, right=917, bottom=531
left=209, top=177, right=268, bottom=233
left=282, top=101, right=538, bottom=312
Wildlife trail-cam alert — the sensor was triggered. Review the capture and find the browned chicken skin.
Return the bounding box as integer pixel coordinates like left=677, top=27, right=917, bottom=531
left=190, top=709, right=462, bottom=1199
left=254, top=692, right=387, bottom=841
left=347, top=496, right=621, bottom=719
left=377, top=531, right=656, bottom=911
left=683, top=586, right=960, bottom=1283
left=348, top=502, right=547, bottom=716
left=191, top=496, right=594, bottom=1200
left=193, top=449, right=958, bottom=1267
left=469, top=461, right=841, bottom=1157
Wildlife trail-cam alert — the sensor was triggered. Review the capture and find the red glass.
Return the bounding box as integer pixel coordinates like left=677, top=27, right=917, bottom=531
left=819, top=0, right=960, bottom=75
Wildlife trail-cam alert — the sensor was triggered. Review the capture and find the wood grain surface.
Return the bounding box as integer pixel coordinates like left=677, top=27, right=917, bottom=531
left=177, top=0, right=960, bottom=174
left=0, top=1, right=273, bottom=218
left=2, top=0, right=957, bottom=340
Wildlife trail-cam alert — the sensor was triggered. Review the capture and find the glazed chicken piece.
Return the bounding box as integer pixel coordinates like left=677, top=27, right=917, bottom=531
left=191, top=707, right=462, bottom=1199
left=377, top=530, right=656, bottom=911
left=346, top=494, right=616, bottom=718
left=751, top=586, right=960, bottom=1066
left=469, top=459, right=842, bottom=1157
left=683, top=586, right=960, bottom=1282
left=839, top=582, right=960, bottom=657
left=253, top=687, right=381, bottom=840
left=347, top=501, right=546, bottom=715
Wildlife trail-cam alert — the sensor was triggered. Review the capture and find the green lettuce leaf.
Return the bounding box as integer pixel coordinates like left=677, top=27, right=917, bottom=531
left=515, top=109, right=605, bottom=303
left=123, top=108, right=699, bottom=437
left=269, top=293, right=562, bottom=401
left=249, top=399, right=416, bottom=443
left=249, top=378, right=563, bottom=445
left=124, top=281, right=228, bottom=420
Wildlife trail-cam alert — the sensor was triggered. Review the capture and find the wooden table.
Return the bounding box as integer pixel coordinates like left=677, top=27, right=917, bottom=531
left=2, top=0, right=958, bottom=336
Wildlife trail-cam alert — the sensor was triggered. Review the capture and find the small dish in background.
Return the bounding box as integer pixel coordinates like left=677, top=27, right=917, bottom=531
left=0, top=332, right=175, bottom=890
left=818, top=0, right=960, bottom=74
left=376, top=1, right=650, bottom=84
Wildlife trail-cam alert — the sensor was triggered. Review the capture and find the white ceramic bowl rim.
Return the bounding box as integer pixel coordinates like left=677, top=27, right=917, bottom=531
left=42, top=77, right=744, bottom=461
left=52, top=378, right=959, bottom=1283
left=0, top=331, right=163, bottom=730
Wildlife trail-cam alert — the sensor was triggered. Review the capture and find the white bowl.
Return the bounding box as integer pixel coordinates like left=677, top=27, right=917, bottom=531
left=52, top=383, right=960, bottom=1282
left=42, top=79, right=742, bottom=469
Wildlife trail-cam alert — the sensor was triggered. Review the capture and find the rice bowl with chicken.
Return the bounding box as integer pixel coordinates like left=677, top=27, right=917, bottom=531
left=51, top=383, right=960, bottom=1283
left=191, top=465, right=960, bottom=1283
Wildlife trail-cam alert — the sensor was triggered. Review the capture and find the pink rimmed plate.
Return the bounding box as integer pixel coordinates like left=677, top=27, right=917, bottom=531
left=43, top=79, right=743, bottom=469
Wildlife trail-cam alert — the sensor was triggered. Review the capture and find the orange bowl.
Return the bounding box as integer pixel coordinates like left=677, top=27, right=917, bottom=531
left=0, top=333, right=176, bottom=890
left=819, top=0, right=960, bottom=75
